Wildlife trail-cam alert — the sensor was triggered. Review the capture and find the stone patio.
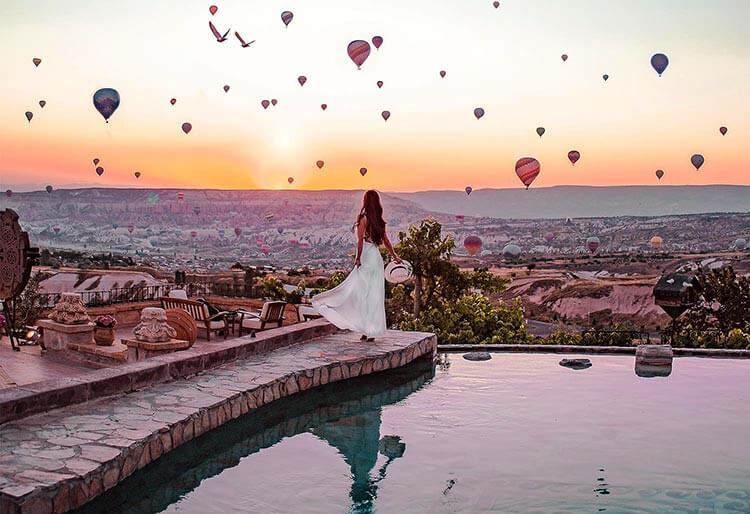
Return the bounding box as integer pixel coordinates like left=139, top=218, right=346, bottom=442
left=0, top=328, right=436, bottom=513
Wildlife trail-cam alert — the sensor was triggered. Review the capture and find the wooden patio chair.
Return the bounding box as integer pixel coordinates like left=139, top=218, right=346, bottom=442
left=237, top=301, right=287, bottom=336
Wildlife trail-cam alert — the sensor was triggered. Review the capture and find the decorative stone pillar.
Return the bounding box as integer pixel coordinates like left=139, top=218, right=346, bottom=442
left=123, top=307, right=188, bottom=361
left=38, top=293, right=95, bottom=350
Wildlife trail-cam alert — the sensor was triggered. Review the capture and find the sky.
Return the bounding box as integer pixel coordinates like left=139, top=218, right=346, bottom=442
left=0, top=0, right=748, bottom=192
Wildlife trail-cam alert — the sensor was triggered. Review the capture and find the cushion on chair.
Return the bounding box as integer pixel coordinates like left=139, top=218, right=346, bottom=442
left=241, top=318, right=263, bottom=330
left=168, top=289, right=188, bottom=300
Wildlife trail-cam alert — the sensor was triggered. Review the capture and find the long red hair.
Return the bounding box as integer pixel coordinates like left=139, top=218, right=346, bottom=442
left=356, top=190, right=386, bottom=245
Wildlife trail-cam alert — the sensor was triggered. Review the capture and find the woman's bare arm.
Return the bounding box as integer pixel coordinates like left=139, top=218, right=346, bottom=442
left=354, top=217, right=366, bottom=267
left=382, top=231, right=401, bottom=262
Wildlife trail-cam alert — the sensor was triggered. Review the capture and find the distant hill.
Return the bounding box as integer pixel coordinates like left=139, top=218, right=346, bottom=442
left=393, top=185, right=750, bottom=219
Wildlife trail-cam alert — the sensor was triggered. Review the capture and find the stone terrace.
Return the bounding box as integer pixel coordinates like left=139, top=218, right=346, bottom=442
left=0, top=328, right=436, bottom=513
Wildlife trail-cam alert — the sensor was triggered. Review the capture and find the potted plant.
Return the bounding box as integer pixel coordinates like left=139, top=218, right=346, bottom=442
left=93, top=315, right=117, bottom=346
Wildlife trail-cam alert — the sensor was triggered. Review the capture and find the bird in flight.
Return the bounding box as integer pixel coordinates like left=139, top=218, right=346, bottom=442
left=235, top=31, right=255, bottom=48
left=209, top=21, right=230, bottom=42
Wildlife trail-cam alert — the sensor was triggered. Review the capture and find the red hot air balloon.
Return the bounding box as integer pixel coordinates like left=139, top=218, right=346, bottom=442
left=181, top=122, right=192, bottom=134
left=474, top=107, right=485, bottom=119
left=53, top=227, right=60, bottom=234
left=464, top=235, right=482, bottom=256
left=381, top=110, right=390, bottom=121
left=134, top=171, right=141, bottom=179
left=372, top=36, right=383, bottom=49
left=96, top=166, right=105, bottom=176
left=209, top=5, right=218, bottom=15
left=234, top=227, right=242, bottom=237
left=190, top=231, right=197, bottom=239
left=288, top=177, right=294, bottom=184
left=93, top=158, right=100, bottom=165
left=359, top=168, right=368, bottom=176
left=536, top=127, right=545, bottom=138
left=271, top=99, right=278, bottom=106
left=320, top=103, right=327, bottom=110
left=33, top=58, right=42, bottom=67
left=561, top=54, right=568, bottom=62
left=281, top=11, right=293, bottom=27
left=316, top=160, right=325, bottom=169
left=25, top=111, right=33, bottom=122
left=515, top=157, right=541, bottom=189
left=170, top=98, right=176, bottom=105
left=440, top=70, right=446, bottom=78
left=456, top=215, right=465, bottom=222
left=347, top=40, right=371, bottom=69
left=719, top=126, right=728, bottom=136
left=691, top=154, right=705, bottom=170
left=465, top=186, right=472, bottom=195
left=223, top=85, right=230, bottom=93
left=568, top=150, right=581, bottom=165
left=39, top=100, right=46, bottom=108
left=127, top=225, right=134, bottom=234
left=376, top=80, right=383, bottom=89
left=655, top=169, right=665, bottom=180
left=261, top=100, right=270, bottom=109
left=298, top=76, right=307, bottom=87
left=177, top=192, right=184, bottom=201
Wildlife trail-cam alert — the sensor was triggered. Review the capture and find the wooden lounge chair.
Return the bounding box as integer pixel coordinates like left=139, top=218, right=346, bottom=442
left=160, top=297, right=228, bottom=341
left=237, top=301, right=287, bottom=336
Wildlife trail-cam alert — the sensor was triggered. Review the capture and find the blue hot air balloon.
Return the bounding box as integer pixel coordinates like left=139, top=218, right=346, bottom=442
left=93, top=88, right=120, bottom=122
left=651, top=53, right=669, bottom=76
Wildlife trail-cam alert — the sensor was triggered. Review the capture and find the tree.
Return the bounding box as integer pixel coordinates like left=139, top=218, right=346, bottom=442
left=12, top=273, right=49, bottom=331
left=682, top=266, right=750, bottom=334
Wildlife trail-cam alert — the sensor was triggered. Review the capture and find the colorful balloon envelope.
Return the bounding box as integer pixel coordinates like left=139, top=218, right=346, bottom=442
left=650, top=53, right=669, bottom=76
left=170, top=98, right=177, bottom=105
left=464, top=236, right=482, bottom=256
left=177, top=192, right=184, bottom=201
left=320, top=103, right=327, bottom=110
left=190, top=231, right=197, bottom=239
left=288, top=177, right=294, bottom=184
left=33, top=58, right=41, bottom=67
left=655, top=169, right=664, bottom=180
left=46, top=185, right=53, bottom=194
left=235, top=227, right=242, bottom=237
left=261, top=100, right=270, bottom=109
left=493, top=1, right=499, bottom=8
left=502, top=243, right=521, bottom=260
left=93, top=158, right=100, bottom=165
left=440, top=70, right=446, bottom=78
left=602, top=74, right=609, bottom=81
left=586, top=236, right=600, bottom=254
left=209, top=5, right=218, bottom=15
left=316, top=160, right=325, bottom=169
left=298, top=76, right=307, bottom=87
left=734, top=238, right=747, bottom=251
left=281, top=11, right=293, bottom=27
left=193, top=206, right=201, bottom=215
left=134, top=171, right=141, bottom=179
left=515, top=157, right=541, bottom=189
left=5, top=189, right=12, bottom=198
left=128, top=225, right=134, bottom=234
left=182, top=122, right=192, bottom=134
left=360, top=168, right=368, bottom=176
left=536, top=127, right=545, bottom=138
left=223, top=85, right=230, bottom=93
left=95, top=166, right=105, bottom=176
left=271, top=99, right=278, bottom=106
left=544, top=232, right=555, bottom=243
left=372, top=36, right=383, bottom=49
left=465, top=186, right=473, bottom=195
left=650, top=236, right=663, bottom=250
left=381, top=110, right=390, bottom=121
left=39, top=100, right=46, bottom=108
left=474, top=107, right=485, bottom=119
left=568, top=150, right=581, bottom=165
left=456, top=215, right=465, bottom=222
left=347, top=40, right=371, bottom=69
left=265, top=213, right=275, bottom=222
left=561, top=54, right=568, bottom=62
left=377, top=80, right=383, bottom=89
left=25, top=111, right=33, bottom=122
left=719, top=126, right=728, bottom=136
left=691, top=154, right=704, bottom=170
left=53, top=227, right=60, bottom=234
left=93, top=88, right=120, bottom=123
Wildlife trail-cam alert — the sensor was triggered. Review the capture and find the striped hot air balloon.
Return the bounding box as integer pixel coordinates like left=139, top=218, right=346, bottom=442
left=177, top=192, right=184, bottom=201
left=347, top=40, right=371, bottom=69
left=464, top=236, right=482, bottom=256
left=515, top=157, right=541, bottom=189
left=372, top=36, right=383, bottom=49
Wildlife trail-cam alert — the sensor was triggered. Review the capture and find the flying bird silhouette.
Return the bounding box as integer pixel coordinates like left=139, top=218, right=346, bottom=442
left=209, top=21, right=230, bottom=42
left=234, top=31, right=255, bottom=48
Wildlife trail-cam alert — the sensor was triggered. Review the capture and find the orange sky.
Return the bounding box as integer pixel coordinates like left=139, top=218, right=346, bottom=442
left=1, top=0, right=748, bottom=192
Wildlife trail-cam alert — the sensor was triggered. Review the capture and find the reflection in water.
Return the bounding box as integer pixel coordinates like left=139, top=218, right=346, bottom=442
left=76, top=356, right=434, bottom=514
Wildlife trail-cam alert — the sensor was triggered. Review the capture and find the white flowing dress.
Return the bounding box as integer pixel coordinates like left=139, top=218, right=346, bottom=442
left=312, top=240, right=386, bottom=337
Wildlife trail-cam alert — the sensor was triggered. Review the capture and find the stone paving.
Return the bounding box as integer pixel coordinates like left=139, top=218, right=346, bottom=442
left=0, top=329, right=436, bottom=514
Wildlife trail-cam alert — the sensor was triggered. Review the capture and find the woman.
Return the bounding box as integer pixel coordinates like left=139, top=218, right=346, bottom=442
left=312, top=190, right=401, bottom=341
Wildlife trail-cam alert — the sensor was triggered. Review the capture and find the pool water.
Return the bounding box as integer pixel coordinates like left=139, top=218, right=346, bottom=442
left=79, top=353, right=750, bottom=514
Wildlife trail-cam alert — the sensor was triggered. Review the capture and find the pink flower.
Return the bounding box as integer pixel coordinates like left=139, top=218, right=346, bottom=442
left=95, top=315, right=117, bottom=328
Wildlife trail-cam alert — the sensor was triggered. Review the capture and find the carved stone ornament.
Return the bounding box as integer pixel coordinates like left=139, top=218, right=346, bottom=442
left=0, top=209, right=33, bottom=301
left=49, top=293, right=92, bottom=325
left=133, top=307, right=177, bottom=343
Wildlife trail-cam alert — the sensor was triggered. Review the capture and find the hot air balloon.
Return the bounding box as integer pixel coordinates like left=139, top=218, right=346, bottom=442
left=502, top=243, right=521, bottom=260
left=223, top=85, right=230, bottom=93
left=271, top=99, right=278, bottom=106
left=316, top=160, right=324, bottom=169
left=265, top=214, right=275, bottom=223
left=377, top=80, right=383, bottom=89
left=193, top=206, right=201, bottom=216
left=586, top=236, right=600, bottom=254
left=5, top=190, right=12, bottom=198
left=650, top=235, right=663, bottom=250
left=655, top=169, right=665, bottom=180
left=134, top=171, right=141, bottom=179
left=474, top=107, right=485, bottom=119
left=650, top=53, right=669, bottom=76
left=536, top=127, right=545, bottom=138
left=182, top=122, right=192, bottom=134
left=381, top=110, right=390, bottom=121
left=127, top=225, right=135, bottom=234
left=544, top=232, right=555, bottom=243
left=568, top=150, right=581, bottom=165
left=288, top=177, right=294, bottom=184
left=372, top=36, right=383, bottom=49
left=261, top=100, right=270, bottom=109
left=515, top=157, right=541, bottom=189
left=33, top=58, right=41, bottom=67
left=456, top=215, right=465, bottom=222
left=440, top=70, right=446, bottom=78
left=602, top=74, right=609, bottom=81
left=177, top=192, right=184, bottom=201
left=190, top=231, right=197, bottom=239
left=465, top=186, right=473, bottom=195
left=359, top=168, right=368, bottom=176
left=93, top=88, right=120, bottom=123
left=96, top=166, right=105, bottom=176
left=209, top=5, right=218, bottom=15
left=464, top=236, right=482, bottom=256
left=170, top=98, right=176, bottom=105
left=720, top=126, right=728, bottom=136
left=25, top=112, right=33, bottom=122
left=39, top=100, right=46, bottom=108
left=734, top=238, right=747, bottom=251
left=298, top=76, right=307, bottom=87
left=347, top=40, right=371, bottom=69
left=234, top=227, right=242, bottom=237
left=277, top=227, right=284, bottom=234
left=281, top=11, right=293, bottom=27
left=691, top=154, right=704, bottom=171
left=321, top=103, right=327, bottom=110
left=53, top=227, right=60, bottom=234
left=561, top=54, right=568, bottom=62
left=46, top=185, right=53, bottom=194
left=93, top=158, right=100, bottom=165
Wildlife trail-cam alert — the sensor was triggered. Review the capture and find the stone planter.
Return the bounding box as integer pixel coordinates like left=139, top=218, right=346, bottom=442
left=94, top=326, right=116, bottom=346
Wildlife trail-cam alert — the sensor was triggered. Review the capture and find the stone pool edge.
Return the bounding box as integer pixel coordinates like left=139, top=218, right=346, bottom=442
left=438, top=344, right=750, bottom=358
left=0, top=333, right=437, bottom=514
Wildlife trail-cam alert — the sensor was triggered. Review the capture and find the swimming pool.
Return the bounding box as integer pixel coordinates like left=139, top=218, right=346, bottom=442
left=78, top=353, right=750, bottom=513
